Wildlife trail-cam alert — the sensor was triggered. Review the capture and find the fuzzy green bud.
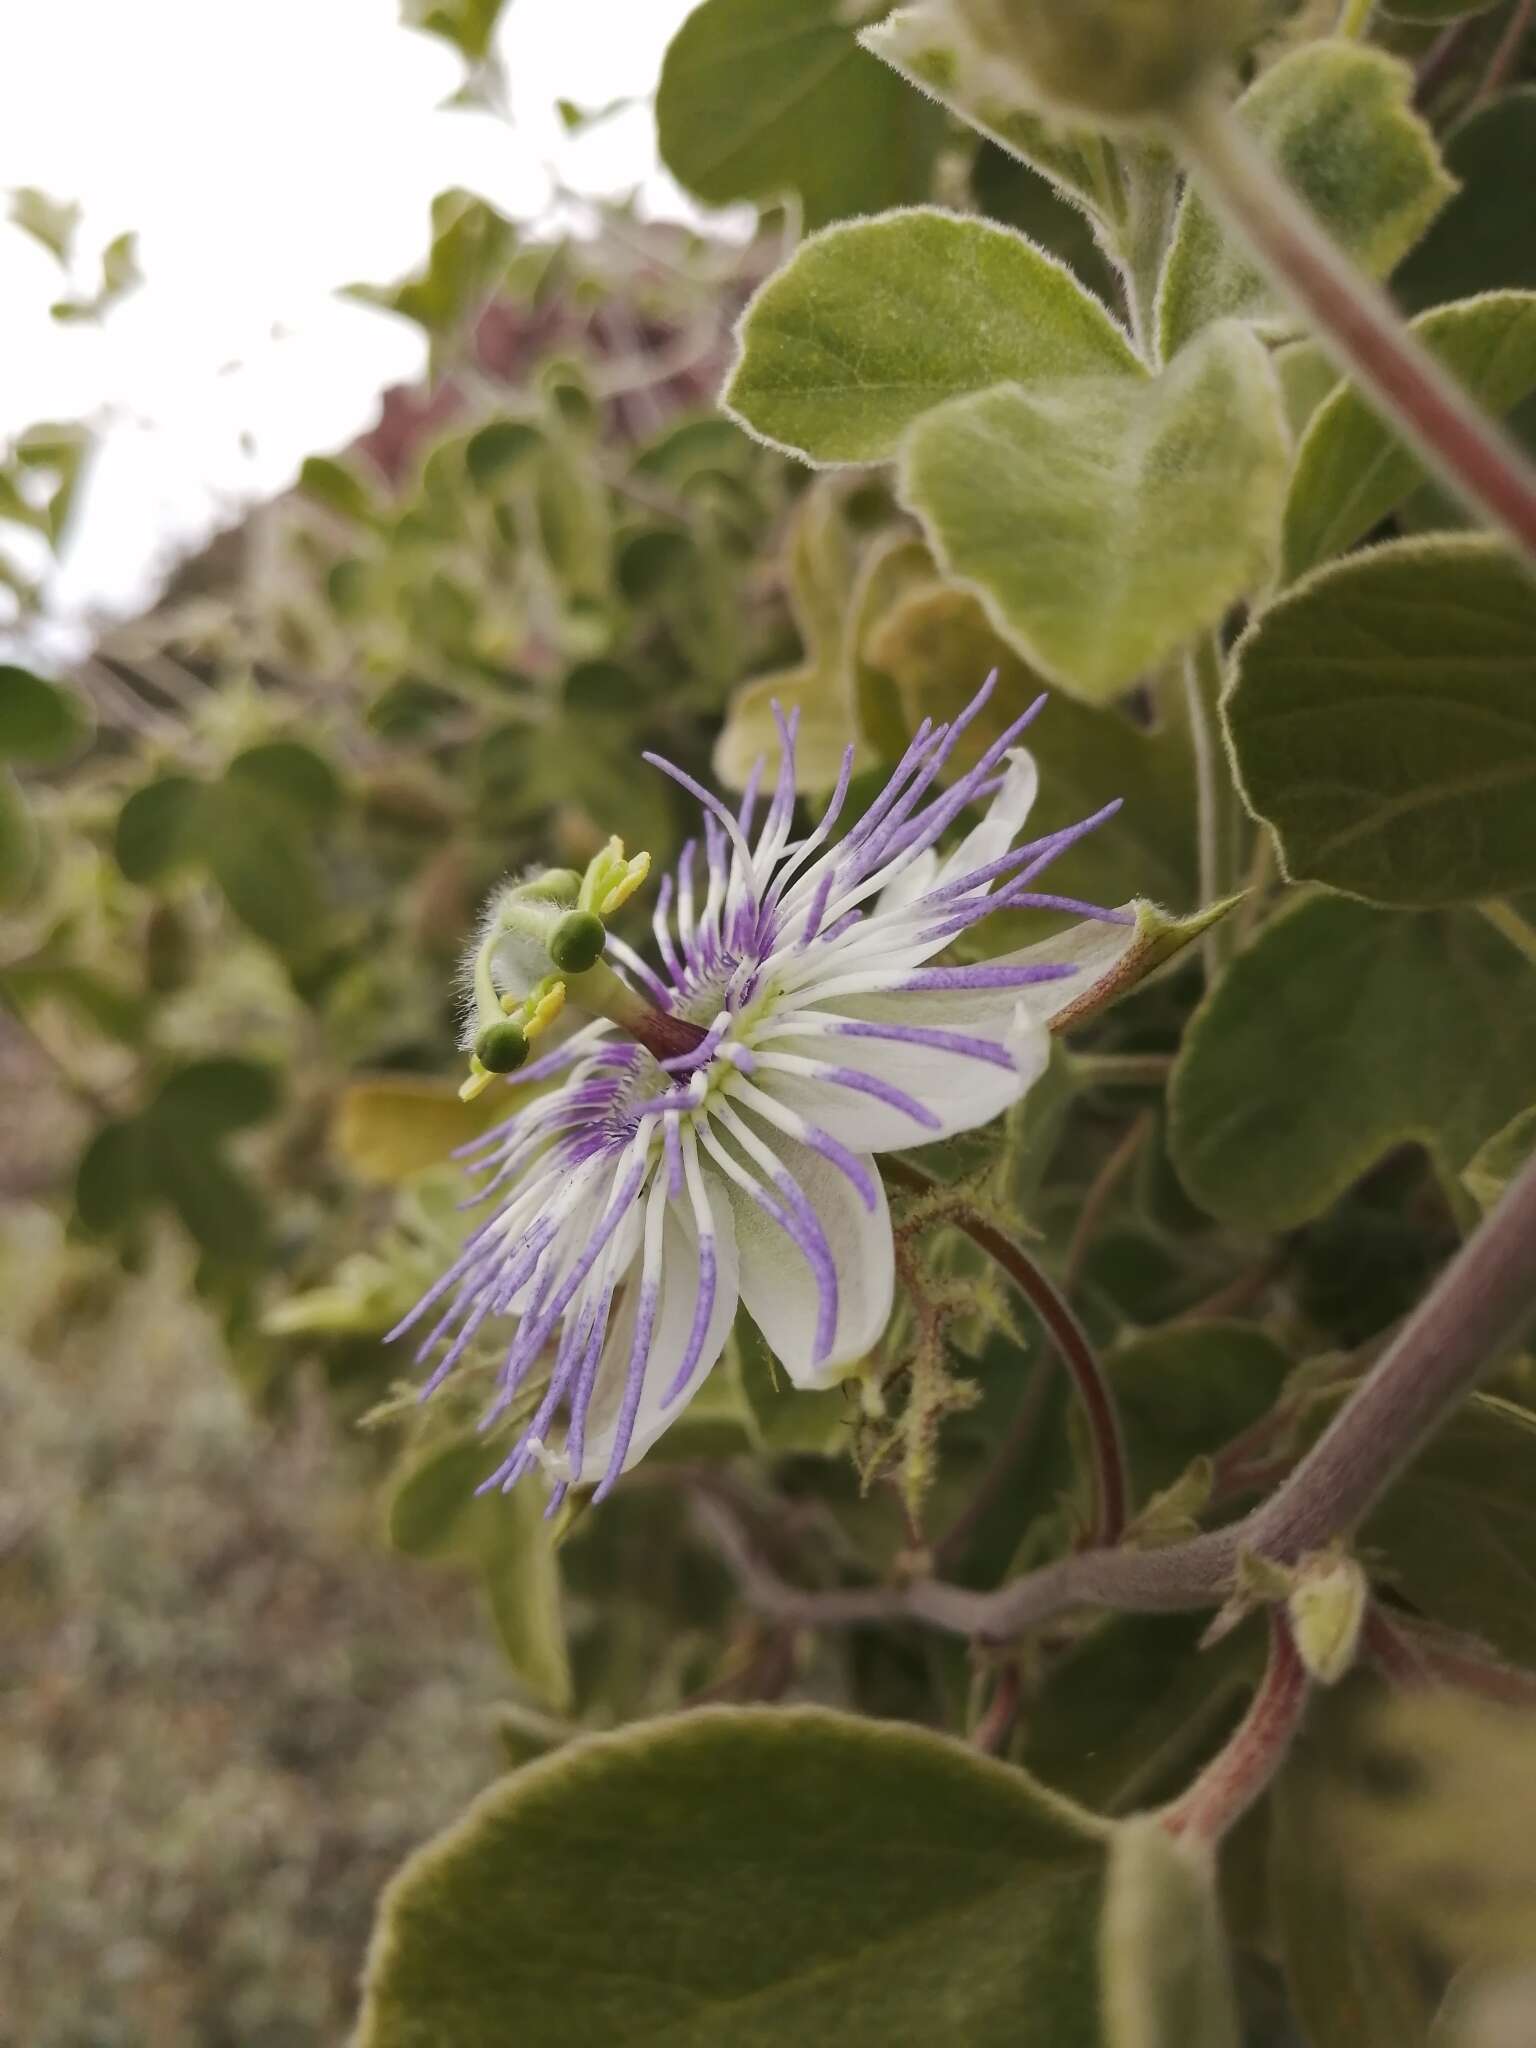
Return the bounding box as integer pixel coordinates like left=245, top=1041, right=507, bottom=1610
left=955, top=0, right=1248, bottom=121
left=474, top=1020, right=530, bottom=1074
left=548, top=909, right=607, bottom=974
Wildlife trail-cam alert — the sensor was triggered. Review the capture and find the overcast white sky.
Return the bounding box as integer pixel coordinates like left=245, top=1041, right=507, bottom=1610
left=0, top=0, right=709, bottom=645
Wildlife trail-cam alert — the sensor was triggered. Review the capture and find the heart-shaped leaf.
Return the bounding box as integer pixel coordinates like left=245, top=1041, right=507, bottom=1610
left=1159, top=44, right=1452, bottom=359
left=899, top=321, right=1289, bottom=702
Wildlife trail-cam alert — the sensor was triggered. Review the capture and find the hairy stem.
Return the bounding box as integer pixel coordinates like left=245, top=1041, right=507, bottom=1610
left=1168, top=85, right=1536, bottom=562
left=1161, top=1611, right=1310, bottom=1844
left=1480, top=897, right=1536, bottom=968
left=1245, top=1148, right=1536, bottom=1559
left=886, top=1159, right=1130, bottom=1546
left=704, top=1153, right=1536, bottom=1647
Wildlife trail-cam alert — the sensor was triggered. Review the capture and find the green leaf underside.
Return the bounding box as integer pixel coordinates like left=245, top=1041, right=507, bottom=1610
left=899, top=321, right=1289, bottom=702
left=725, top=207, right=1141, bottom=467
left=1462, top=1106, right=1536, bottom=1214
left=1158, top=43, right=1454, bottom=359
left=1282, top=292, right=1536, bottom=579
left=859, top=1, right=1103, bottom=207
left=656, top=0, right=944, bottom=231
left=357, top=1708, right=1107, bottom=2047
left=1169, top=891, right=1536, bottom=1230
left=1228, top=536, right=1536, bottom=906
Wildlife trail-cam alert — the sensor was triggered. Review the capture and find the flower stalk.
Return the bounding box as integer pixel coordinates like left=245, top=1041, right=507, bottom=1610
left=1160, top=1610, right=1310, bottom=1845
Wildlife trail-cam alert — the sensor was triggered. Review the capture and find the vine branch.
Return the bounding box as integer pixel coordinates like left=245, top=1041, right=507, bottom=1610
left=1160, top=1610, right=1310, bottom=1845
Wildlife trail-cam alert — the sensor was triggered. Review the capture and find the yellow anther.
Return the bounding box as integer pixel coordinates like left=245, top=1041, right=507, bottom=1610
left=459, top=1057, right=495, bottom=1104
left=600, top=849, right=651, bottom=916
left=523, top=980, right=567, bottom=1042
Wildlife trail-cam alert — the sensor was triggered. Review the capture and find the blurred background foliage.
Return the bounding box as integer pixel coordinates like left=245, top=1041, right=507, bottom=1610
left=4, top=0, right=1536, bottom=2041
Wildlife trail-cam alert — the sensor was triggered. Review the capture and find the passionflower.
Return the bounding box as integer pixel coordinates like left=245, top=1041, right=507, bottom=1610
left=395, top=675, right=1130, bottom=1506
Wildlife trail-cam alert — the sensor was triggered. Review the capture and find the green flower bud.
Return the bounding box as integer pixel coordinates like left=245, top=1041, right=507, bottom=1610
left=955, top=0, right=1248, bottom=122
left=548, top=909, right=607, bottom=974
left=474, top=1020, right=530, bottom=1074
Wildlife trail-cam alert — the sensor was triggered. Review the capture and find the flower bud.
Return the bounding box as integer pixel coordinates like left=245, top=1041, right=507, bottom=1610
left=474, top=1020, right=530, bottom=1074
left=954, top=0, right=1247, bottom=122
left=549, top=909, right=607, bottom=974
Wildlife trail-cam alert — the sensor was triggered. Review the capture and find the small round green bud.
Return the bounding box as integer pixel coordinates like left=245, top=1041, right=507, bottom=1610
left=957, top=0, right=1247, bottom=121
left=474, top=1021, right=530, bottom=1074
left=548, top=909, right=607, bottom=974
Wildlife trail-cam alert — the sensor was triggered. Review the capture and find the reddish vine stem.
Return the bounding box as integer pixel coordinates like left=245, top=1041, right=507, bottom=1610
left=1160, top=1611, right=1310, bottom=1845
left=700, top=1153, right=1536, bottom=1651
left=1366, top=1606, right=1536, bottom=1708
left=885, top=1157, right=1129, bottom=1548
left=1170, top=85, right=1536, bottom=562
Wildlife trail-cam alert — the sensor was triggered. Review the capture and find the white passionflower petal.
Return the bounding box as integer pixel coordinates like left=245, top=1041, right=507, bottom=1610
left=399, top=673, right=1132, bottom=1504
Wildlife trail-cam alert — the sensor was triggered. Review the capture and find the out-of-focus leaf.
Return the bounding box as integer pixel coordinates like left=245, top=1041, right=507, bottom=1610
left=0, top=767, right=37, bottom=905
left=226, top=739, right=342, bottom=824
left=657, top=0, right=945, bottom=231
left=0, top=664, right=90, bottom=760
left=724, top=207, right=1141, bottom=467
left=1462, top=1108, right=1536, bottom=1215
left=51, top=228, right=141, bottom=322
left=733, top=1314, right=848, bottom=1455
left=298, top=455, right=377, bottom=525
left=465, top=418, right=542, bottom=487
left=74, top=1118, right=152, bottom=1236
left=402, top=0, right=507, bottom=63
left=1228, top=537, right=1536, bottom=906
left=8, top=186, right=79, bottom=264
left=1170, top=893, right=1536, bottom=1230
left=1269, top=1707, right=1440, bottom=2048
left=1106, top=1324, right=1291, bottom=1508
left=146, top=1129, right=268, bottom=1265
left=113, top=774, right=206, bottom=885
left=899, top=322, right=1288, bottom=703
left=356, top=1707, right=1109, bottom=2047
left=153, top=1058, right=281, bottom=1137
left=1159, top=44, right=1452, bottom=357
left=346, top=191, right=518, bottom=340
left=1100, top=1818, right=1241, bottom=2048
left=333, top=1075, right=521, bottom=1183
left=204, top=774, right=323, bottom=952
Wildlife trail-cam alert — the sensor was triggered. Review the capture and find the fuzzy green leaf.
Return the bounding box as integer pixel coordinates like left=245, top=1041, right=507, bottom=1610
left=1100, top=1819, right=1241, bottom=2048
left=146, top=1129, right=268, bottom=1265
left=657, top=0, right=944, bottom=231
left=860, top=1, right=1105, bottom=209
left=1169, top=892, right=1536, bottom=1230
left=1158, top=44, right=1453, bottom=359
left=357, top=1708, right=1108, bottom=2047
left=1283, top=293, right=1536, bottom=579
left=724, top=207, right=1141, bottom=467
left=1228, top=536, right=1536, bottom=906
left=74, top=1118, right=152, bottom=1237
left=899, top=321, right=1288, bottom=702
